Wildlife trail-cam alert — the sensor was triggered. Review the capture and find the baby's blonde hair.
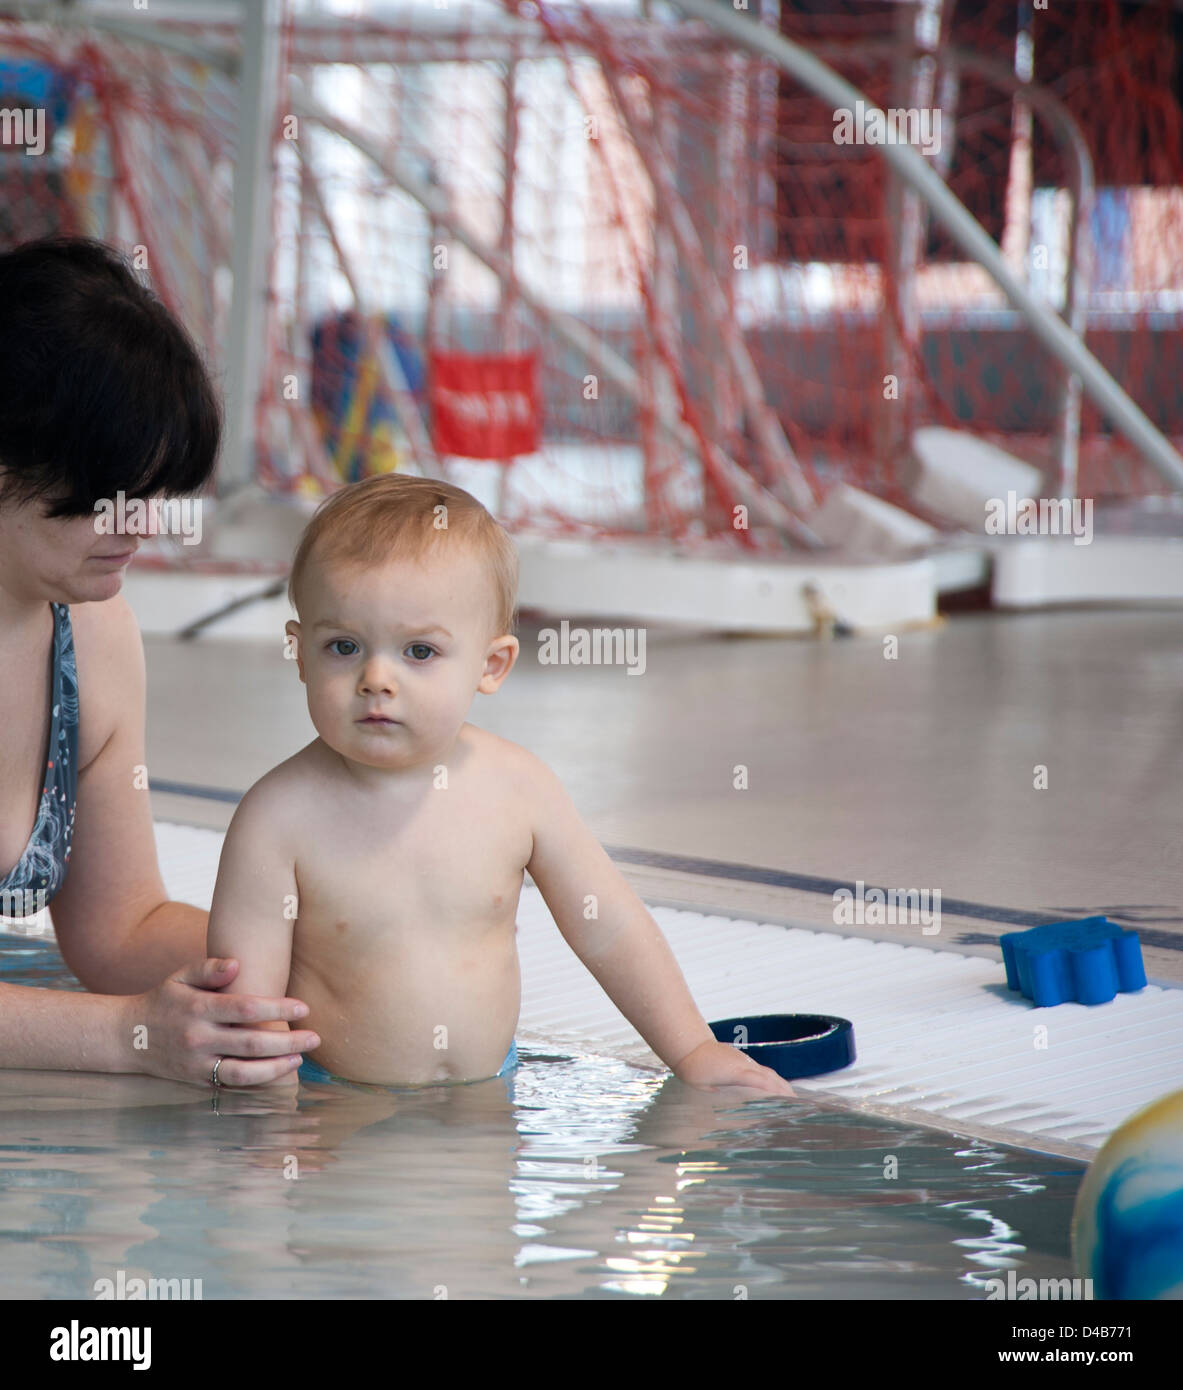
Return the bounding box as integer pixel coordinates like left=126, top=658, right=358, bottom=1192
left=288, top=474, right=519, bottom=639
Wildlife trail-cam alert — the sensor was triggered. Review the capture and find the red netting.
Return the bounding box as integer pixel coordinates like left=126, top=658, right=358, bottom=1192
left=1, top=0, right=1180, bottom=550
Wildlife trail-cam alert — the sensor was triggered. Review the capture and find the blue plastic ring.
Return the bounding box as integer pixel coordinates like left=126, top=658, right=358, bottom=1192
left=709, top=1013, right=857, bottom=1080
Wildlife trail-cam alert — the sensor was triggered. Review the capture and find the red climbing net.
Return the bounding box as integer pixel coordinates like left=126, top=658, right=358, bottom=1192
left=1, top=0, right=1181, bottom=549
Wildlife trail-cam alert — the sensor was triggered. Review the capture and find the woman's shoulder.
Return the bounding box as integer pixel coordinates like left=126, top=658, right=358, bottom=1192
left=67, top=594, right=144, bottom=680
left=65, top=591, right=140, bottom=641
left=65, top=595, right=146, bottom=769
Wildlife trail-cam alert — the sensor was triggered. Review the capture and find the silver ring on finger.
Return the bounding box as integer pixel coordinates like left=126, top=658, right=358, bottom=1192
left=211, top=1057, right=224, bottom=1087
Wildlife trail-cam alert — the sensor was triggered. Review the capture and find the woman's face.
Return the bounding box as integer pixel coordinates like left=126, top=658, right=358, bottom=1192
left=0, top=483, right=140, bottom=606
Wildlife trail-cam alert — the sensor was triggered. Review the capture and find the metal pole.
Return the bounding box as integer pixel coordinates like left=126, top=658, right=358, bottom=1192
left=673, top=0, right=1183, bottom=493
left=879, top=1, right=946, bottom=478
left=221, top=0, right=280, bottom=495
left=649, top=82, right=694, bottom=531
left=496, top=53, right=520, bottom=517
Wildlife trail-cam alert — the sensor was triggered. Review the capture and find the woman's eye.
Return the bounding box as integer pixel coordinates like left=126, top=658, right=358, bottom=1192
left=328, top=639, right=358, bottom=657
left=406, top=643, right=435, bottom=662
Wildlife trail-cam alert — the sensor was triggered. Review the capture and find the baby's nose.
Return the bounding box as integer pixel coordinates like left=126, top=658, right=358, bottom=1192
left=359, top=665, right=397, bottom=695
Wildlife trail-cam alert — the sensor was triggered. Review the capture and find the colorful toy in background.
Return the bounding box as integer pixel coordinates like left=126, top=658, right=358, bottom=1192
left=309, top=311, right=424, bottom=483
left=1072, top=1089, right=1183, bottom=1299
left=308, top=315, right=542, bottom=482
left=0, top=58, right=81, bottom=247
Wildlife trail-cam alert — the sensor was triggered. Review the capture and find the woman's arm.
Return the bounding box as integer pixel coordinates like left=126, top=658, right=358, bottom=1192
left=0, top=979, right=140, bottom=1071
left=47, top=595, right=207, bottom=991
left=5, top=597, right=319, bottom=1084
left=0, top=955, right=316, bottom=1081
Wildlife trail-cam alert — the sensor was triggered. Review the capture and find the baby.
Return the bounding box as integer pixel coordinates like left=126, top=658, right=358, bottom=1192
left=206, top=475, right=792, bottom=1096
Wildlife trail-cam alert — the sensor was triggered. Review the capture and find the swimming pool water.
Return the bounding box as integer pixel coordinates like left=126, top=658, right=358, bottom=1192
left=0, top=936, right=1085, bottom=1299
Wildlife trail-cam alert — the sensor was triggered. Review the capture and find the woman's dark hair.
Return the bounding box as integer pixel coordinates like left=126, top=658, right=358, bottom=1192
left=0, top=236, right=222, bottom=517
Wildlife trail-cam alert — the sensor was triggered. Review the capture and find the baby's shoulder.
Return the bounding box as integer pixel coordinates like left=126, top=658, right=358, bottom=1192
left=229, top=742, right=321, bottom=835
left=459, top=725, right=556, bottom=798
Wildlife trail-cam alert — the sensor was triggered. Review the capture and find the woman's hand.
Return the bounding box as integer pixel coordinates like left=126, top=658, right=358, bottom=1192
left=116, top=956, right=320, bottom=1087
left=672, top=1040, right=796, bottom=1097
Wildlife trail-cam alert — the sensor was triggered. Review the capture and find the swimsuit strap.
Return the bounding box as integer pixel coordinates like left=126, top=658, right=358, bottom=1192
left=0, top=603, right=79, bottom=909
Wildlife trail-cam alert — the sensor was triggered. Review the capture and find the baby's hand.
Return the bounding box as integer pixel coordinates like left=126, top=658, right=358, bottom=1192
left=673, top=1041, right=795, bottom=1097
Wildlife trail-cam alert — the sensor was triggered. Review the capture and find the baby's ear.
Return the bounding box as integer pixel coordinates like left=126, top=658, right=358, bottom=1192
left=283, top=621, right=306, bottom=682
left=478, top=635, right=519, bottom=694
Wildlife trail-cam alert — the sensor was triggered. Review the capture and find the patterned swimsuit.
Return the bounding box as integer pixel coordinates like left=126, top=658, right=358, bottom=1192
left=0, top=604, right=79, bottom=914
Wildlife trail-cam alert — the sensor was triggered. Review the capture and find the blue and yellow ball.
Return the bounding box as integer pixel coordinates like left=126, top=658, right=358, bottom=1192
left=1072, top=1088, right=1183, bottom=1299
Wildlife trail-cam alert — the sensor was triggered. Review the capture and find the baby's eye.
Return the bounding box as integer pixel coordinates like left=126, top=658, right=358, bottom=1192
left=405, top=643, right=436, bottom=662
left=327, top=639, right=358, bottom=657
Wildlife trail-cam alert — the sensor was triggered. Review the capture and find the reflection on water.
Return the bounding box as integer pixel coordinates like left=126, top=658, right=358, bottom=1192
left=0, top=936, right=1084, bottom=1299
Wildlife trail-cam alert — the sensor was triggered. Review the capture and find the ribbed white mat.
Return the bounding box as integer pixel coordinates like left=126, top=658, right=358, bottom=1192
left=155, top=821, right=1183, bottom=1158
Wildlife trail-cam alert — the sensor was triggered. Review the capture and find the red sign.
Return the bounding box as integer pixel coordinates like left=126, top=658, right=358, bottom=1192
left=429, top=351, right=540, bottom=460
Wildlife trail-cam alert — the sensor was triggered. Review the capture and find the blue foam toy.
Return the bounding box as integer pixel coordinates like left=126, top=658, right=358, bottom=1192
left=1000, top=916, right=1146, bottom=1007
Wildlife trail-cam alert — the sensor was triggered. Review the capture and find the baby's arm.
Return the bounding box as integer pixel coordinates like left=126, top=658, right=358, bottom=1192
left=522, top=752, right=793, bottom=1096
left=205, top=780, right=306, bottom=1085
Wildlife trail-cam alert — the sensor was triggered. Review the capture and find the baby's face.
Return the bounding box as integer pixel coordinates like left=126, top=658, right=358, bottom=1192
left=287, top=547, right=517, bottom=772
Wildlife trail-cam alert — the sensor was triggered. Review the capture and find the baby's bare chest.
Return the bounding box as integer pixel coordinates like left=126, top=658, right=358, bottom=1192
left=293, top=784, right=533, bottom=948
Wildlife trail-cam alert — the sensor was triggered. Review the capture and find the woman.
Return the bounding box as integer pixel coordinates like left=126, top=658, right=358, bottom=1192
left=0, top=236, right=318, bottom=1085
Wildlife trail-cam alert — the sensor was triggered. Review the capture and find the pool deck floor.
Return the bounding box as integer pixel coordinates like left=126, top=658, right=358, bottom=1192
left=144, top=606, right=1183, bottom=980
